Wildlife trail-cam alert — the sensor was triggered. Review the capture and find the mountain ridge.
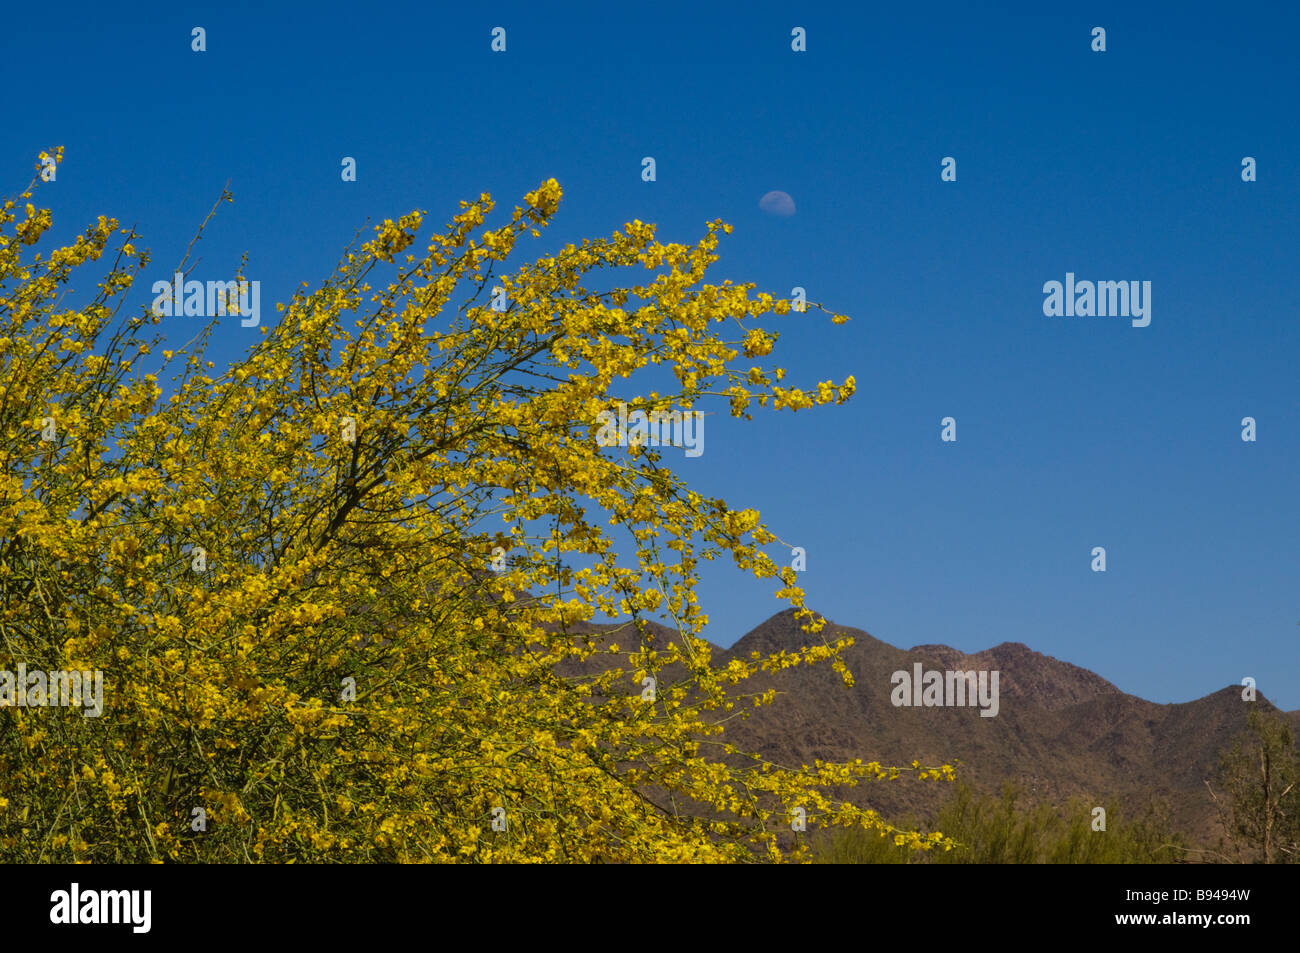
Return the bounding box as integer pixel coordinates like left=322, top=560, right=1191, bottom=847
left=723, top=607, right=1291, bottom=714
left=569, top=605, right=1296, bottom=849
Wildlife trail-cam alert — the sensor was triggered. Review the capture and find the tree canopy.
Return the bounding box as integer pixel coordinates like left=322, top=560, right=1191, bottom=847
left=0, top=150, right=953, bottom=862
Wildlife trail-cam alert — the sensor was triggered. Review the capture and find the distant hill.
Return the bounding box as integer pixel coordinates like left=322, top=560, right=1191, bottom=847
left=554, top=607, right=1299, bottom=851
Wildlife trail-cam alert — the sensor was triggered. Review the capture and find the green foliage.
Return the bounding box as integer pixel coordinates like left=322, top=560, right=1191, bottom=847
left=813, top=782, right=1188, bottom=864
left=1212, top=706, right=1300, bottom=864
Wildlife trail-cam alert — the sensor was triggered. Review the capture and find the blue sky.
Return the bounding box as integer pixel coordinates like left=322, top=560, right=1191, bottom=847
left=4, top=1, right=1297, bottom=708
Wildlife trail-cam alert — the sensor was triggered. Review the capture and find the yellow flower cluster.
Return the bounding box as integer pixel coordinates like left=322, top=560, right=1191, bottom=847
left=0, top=152, right=954, bottom=863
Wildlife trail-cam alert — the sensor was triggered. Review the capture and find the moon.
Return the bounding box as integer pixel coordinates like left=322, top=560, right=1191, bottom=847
left=758, top=190, right=796, bottom=217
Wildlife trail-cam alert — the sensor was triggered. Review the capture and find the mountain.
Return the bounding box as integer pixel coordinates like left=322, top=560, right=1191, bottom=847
left=558, top=607, right=1298, bottom=850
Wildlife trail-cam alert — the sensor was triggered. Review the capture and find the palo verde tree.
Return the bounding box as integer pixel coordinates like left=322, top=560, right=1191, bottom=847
left=0, top=149, right=954, bottom=862
left=1211, top=705, right=1300, bottom=864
